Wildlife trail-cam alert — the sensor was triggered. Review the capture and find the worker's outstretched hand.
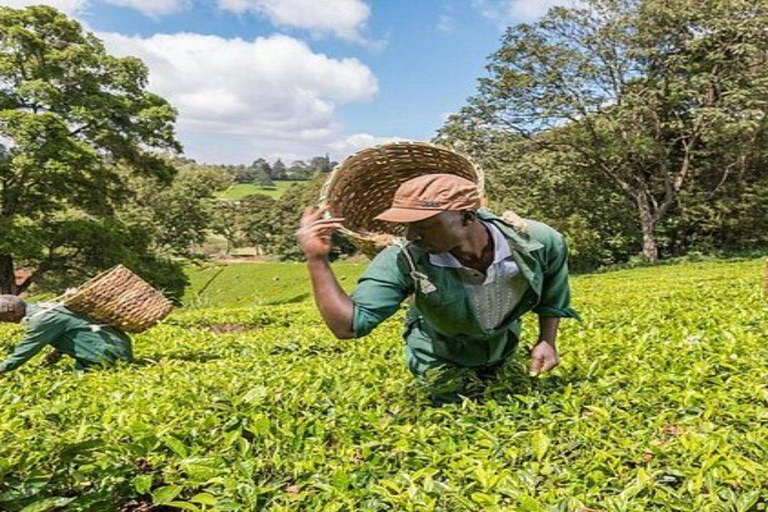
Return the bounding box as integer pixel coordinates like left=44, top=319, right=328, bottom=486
left=41, top=349, right=63, bottom=366
left=529, top=340, right=559, bottom=377
left=296, top=206, right=345, bottom=260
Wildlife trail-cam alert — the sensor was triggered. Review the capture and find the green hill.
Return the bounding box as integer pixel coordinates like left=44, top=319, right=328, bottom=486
left=217, top=181, right=303, bottom=200
left=1, top=258, right=767, bottom=510
left=183, top=261, right=365, bottom=308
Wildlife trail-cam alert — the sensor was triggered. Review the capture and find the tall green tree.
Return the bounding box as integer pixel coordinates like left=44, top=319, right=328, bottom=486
left=0, top=5, right=180, bottom=293
left=288, top=160, right=311, bottom=180
left=240, top=195, right=280, bottom=253
left=441, top=0, right=768, bottom=261
left=232, top=165, right=256, bottom=184
left=310, top=155, right=332, bottom=173
left=139, top=166, right=230, bottom=257
left=271, top=158, right=287, bottom=180
left=250, top=158, right=273, bottom=185
left=210, top=200, right=245, bottom=254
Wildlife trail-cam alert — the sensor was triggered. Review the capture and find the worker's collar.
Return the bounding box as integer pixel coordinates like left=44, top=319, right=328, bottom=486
left=429, top=220, right=512, bottom=269
left=477, top=209, right=544, bottom=253
left=20, top=303, right=40, bottom=324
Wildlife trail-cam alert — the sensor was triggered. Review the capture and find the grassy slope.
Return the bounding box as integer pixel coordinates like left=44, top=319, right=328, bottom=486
left=2, top=258, right=768, bottom=510
left=183, top=261, right=365, bottom=308
left=217, top=181, right=302, bottom=200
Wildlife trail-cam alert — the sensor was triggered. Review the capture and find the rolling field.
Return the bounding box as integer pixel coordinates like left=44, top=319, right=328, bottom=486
left=183, top=262, right=365, bottom=309
left=1, top=259, right=768, bottom=511
left=217, top=181, right=303, bottom=200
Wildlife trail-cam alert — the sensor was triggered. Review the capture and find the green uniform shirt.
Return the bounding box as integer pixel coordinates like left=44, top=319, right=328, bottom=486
left=350, top=210, right=579, bottom=374
left=0, top=303, right=133, bottom=373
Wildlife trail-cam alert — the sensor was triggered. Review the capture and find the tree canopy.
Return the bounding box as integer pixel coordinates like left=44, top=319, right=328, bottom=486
left=439, top=0, right=768, bottom=263
left=0, top=5, right=181, bottom=294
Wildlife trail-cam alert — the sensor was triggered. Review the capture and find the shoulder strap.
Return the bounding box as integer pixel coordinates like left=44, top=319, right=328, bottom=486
left=394, top=241, right=437, bottom=294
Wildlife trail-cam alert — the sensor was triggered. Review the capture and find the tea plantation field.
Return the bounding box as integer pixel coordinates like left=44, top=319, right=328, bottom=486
left=183, top=262, right=364, bottom=309
left=1, top=258, right=768, bottom=511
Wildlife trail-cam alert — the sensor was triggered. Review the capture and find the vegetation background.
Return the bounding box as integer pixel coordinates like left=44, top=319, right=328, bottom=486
left=2, top=1, right=768, bottom=509
left=2, top=0, right=768, bottom=301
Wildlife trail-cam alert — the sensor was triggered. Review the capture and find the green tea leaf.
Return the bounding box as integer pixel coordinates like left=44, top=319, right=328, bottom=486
left=20, top=497, right=75, bottom=512
left=530, top=430, right=550, bottom=461
left=190, top=493, right=218, bottom=505
left=132, top=475, right=153, bottom=495
left=167, top=501, right=201, bottom=511
left=165, top=437, right=189, bottom=458
left=153, top=485, right=183, bottom=505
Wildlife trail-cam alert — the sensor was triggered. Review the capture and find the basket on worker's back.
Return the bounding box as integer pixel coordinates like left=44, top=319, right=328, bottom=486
left=62, top=265, right=173, bottom=333
left=321, top=141, right=484, bottom=257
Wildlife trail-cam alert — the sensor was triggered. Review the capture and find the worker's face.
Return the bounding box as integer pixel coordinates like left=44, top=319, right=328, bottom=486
left=404, top=211, right=473, bottom=253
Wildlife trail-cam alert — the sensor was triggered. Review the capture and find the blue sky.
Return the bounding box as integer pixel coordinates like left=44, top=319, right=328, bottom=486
left=2, top=0, right=564, bottom=164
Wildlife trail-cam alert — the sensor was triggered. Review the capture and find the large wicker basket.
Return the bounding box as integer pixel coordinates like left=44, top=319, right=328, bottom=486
left=321, top=141, right=484, bottom=256
left=62, top=265, right=173, bottom=333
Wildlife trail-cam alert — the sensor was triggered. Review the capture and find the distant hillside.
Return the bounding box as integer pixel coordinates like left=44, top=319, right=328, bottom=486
left=217, top=180, right=303, bottom=200
left=183, top=261, right=365, bottom=308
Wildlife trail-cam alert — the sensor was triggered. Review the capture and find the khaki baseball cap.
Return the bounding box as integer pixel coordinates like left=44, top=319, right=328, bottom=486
left=375, top=174, right=482, bottom=223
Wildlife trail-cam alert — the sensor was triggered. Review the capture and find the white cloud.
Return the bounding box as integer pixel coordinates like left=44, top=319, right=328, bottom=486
left=436, top=4, right=457, bottom=33
left=217, top=0, right=371, bottom=43
left=436, top=13, right=455, bottom=33
left=329, top=133, right=408, bottom=157
left=101, top=0, right=188, bottom=16
left=473, top=0, right=573, bottom=25
left=3, top=0, right=381, bottom=45
left=0, top=0, right=87, bottom=15
left=98, top=31, right=390, bottom=163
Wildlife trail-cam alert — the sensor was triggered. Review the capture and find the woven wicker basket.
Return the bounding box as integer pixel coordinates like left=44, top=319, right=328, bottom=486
left=321, top=141, right=484, bottom=257
left=62, top=265, right=173, bottom=333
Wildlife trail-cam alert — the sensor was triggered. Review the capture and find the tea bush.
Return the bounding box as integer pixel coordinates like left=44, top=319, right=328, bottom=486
left=1, top=259, right=767, bottom=511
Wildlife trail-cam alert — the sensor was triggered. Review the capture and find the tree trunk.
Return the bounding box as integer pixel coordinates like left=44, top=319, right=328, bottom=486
left=641, top=223, right=659, bottom=262
left=0, top=254, right=17, bottom=295
left=636, top=196, right=659, bottom=262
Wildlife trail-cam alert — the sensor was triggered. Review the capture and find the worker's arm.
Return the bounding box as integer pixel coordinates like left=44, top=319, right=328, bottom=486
left=307, top=257, right=355, bottom=339
left=531, top=232, right=579, bottom=319
left=0, top=316, right=64, bottom=373
left=296, top=207, right=355, bottom=339
left=528, top=227, right=578, bottom=377
left=529, top=316, right=560, bottom=377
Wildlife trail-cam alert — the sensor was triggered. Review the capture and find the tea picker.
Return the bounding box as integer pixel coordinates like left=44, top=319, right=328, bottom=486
left=297, top=141, right=580, bottom=404
left=0, top=265, right=172, bottom=374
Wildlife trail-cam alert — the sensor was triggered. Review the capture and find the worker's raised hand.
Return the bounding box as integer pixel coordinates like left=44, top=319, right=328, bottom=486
left=529, top=340, right=559, bottom=377
left=296, top=206, right=345, bottom=260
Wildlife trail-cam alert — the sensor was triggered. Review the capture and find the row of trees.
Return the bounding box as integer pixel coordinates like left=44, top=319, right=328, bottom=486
left=208, top=175, right=354, bottom=260
left=192, top=155, right=336, bottom=186
left=437, top=0, right=768, bottom=267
